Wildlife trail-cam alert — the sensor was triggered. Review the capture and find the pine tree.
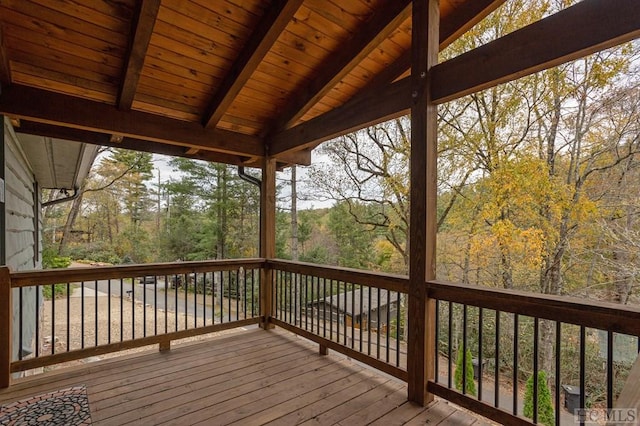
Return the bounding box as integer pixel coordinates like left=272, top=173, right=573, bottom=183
left=523, top=371, right=555, bottom=426
left=454, top=347, right=476, bottom=396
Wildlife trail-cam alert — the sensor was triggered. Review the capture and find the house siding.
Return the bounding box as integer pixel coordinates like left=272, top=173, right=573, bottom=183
left=3, top=117, right=40, bottom=362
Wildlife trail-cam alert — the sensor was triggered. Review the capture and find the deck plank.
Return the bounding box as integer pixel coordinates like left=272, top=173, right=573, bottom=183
left=0, top=328, right=487, bottom=426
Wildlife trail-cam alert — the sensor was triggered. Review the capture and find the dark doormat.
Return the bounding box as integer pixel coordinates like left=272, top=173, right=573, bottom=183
left=0, top=385, right=91, bottom=425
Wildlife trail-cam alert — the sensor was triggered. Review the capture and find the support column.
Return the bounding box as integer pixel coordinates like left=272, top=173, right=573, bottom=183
left=259, top=157, right=276, bottom=329
left=408, top=0, right=439, bottom=405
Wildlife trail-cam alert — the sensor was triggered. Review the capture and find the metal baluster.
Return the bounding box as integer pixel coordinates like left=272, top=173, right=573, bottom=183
left=81, top=281, right=85, bottom=348
left=367, top=286, right=372, bottom=356
left=18, top=288, right=23, bottom=360
left=108, top=279, right=111, bottom=344
left=95, top=280, right=98, bottom=346
left=448, top=301, right=453, bottom=389
left=120, top=279, right=123, bottom=342
left=376, top=287, right=381, bottom=359
left=478, top=307, right=483, bottom=399
left=580, top=326, right=586, bottom=426
left=35, top=285, right=40, bottom=357
left=533, top=317, right=539, bottom=424
left=67, top=283, right=71, bottom=350
left=513, top=314, right=519, bottom=415
left=495, top=310, right=500, bottom=408
left=395, top=291, right=400, bottom=367
left=555, top=322, right=561, bottom=426
left=462, top=304, right=468, bottom=395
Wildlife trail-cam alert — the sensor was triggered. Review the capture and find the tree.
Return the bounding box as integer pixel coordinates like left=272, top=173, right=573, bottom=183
left=454, top=347, right=476, bottom=396
left=523, top=371, right=555, bottom=426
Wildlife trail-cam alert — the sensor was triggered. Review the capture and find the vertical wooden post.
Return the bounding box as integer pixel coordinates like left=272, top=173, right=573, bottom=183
left=259, top=157, right=276, bottom=329
left=408, top=0, right=439, bottom=405
left=0, top=267, right=12, bottom=388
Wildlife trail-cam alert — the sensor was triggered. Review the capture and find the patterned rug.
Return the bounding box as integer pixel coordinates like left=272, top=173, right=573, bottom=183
left=0, top=385, right=91, bottom=425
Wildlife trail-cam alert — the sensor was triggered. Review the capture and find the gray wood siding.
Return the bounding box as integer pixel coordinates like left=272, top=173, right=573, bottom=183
left=4, top=117, right=39, bottom=363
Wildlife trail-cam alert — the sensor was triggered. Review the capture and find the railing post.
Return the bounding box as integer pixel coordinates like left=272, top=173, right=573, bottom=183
left=408, top=0, right=439, bottom=406
left=1, top=266, right=12, bottom=388
left=260, top=157, right=276, bottom=329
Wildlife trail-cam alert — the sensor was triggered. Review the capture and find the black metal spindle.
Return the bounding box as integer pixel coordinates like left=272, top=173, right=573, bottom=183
left=251, top=269, right=255, bottom=317
left=580, top=326, right=586, bottom=423
left=131, top=278, right=135, bottom=339
left=227, top=270, right=232, bottom=322
left=108, top=279, right=111, bottom=344
left=396, top=291, right=400, bottom=367
left=236, top=271, right=240, bottom=322
left=143, top=276, right=147, bottom=337
left=555, top=322, right=561, bottom=426
left=18, top=288, right=23, bottom=360
left=607, top=330, right=613, bottom=416
left=386, top=289, right=391, bottom=361
left=174, top=275, right=178, bottom=331
left=194, top=273, right=197, bottom=328
left=243, top=270, right=247, bottom=320
left=35, top=285, right=40, bottom=357
left=164, top=275, right=168, bottom=333
left=154, top=276, right=158, bottom=335
left=120, top=279, right=123, bottom=343
left=462, top=304, right=468, bottom=395
left=322, top=277, right=327, bottom=338
left=513, top=314, right=519, bottom=416
left=344, top=283, right=348, bottom=346
left=533, top=317, right=539, bottom=424
left=367, top=285, right=372, bottom=356
left=376, top=287, right=381, bottom=359
left=434, top=299, right=440, bottom=383
left=51, top=284, right=56, bottom=354
left=305, top=275, right=309, bottom=331
left=495, top=310, right=500, bottom=408
left=66, top=282, right=70, bottom=351
left=184, top=273, right=188, bottom=329
left=446, top=302, right=452, bottom=388
left=95, top=280, right=98, bottom=346
left=478, top=307, right=483, bottom=399
left=81, top=282, right=84, bottom=348
left=361, top=285, right=364, bottom=353
left=352, top=285, right=357, bottom=350
left=219, top=271, right=223, bottom=324
left=329, top=280, right=334, bottom=340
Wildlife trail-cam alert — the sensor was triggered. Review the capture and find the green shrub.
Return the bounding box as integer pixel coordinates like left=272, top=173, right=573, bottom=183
left=524, top=371, right=555, bottom=426
left=42, top=284, right=68, bottom=300
left=454, top=347, right=477, bottom=396
left=42, top=247, right=71, bottom=269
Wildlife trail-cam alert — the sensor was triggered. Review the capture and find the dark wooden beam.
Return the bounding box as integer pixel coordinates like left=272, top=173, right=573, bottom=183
left=407, top=0, right=438, bottom=406
left=359, top=0, right=505, bottom=94
left=0, top=26, right=11, bottom=86
left=17, top=120, right=311, bottom=167
left=274, top=0, right=412, bottom=131
left=16, top=121, right=259, bottom=166
left=271, top=0, right=640, bottom=155
left=0, top=84, right=264, bottom=157
left=118, top=0, right=160, bottom=110
left=202, top=0, right=304, bottom=129
left=269, top=77, right=411, bottom=155
left=431, top=0, right=640, bottom=103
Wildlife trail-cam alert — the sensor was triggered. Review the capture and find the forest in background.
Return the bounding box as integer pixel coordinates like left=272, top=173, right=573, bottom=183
left=43, top=0, right=639, bottom=309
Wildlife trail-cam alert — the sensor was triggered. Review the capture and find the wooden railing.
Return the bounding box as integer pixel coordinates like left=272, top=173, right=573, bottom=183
left=2, top=258, right=639, bottom=426
left=1, top=259, right=264, bottom=387
left=267, top=259, right=410, bottom=381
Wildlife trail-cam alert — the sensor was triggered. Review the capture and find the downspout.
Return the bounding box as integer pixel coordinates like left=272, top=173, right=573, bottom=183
left=42, top=187, right=81, bottom=208
left=237, top=166, right=261, bottom=187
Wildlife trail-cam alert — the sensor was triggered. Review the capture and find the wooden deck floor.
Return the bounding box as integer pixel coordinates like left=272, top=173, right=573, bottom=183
left=0, top=328, right=489, bottom=425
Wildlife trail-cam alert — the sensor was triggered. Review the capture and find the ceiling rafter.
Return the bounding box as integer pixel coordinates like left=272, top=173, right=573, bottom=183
left=0, top=84, right=264, bottom=157
left=117, top=0, right=161, bottom=110
left=0, top=26, right=11, bottom=86
left=359, top=0, right=506, bottom=94
left=270, top=0, right=639, bottom=156
left=272, top=0, right=412, bottom=131
left=202, top=0, right=305, bottom=129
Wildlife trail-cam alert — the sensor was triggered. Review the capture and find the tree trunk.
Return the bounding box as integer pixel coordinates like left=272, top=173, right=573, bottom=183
left=58, top=192, right=84, bottom=255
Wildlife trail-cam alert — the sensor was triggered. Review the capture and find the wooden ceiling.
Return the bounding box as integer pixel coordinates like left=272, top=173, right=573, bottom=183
left=0, top=0, right=638, bottom=168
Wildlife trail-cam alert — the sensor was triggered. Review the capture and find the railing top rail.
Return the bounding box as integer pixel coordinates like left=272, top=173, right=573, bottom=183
left=9, top=258, right=266, bottom=288
left=428, top=279, right=640, bottom=336
left=267, top=259, right=409, bottom=294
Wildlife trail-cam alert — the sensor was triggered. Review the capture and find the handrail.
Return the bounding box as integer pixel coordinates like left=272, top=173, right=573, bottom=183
left=267, top=259, right=409, bottom=294
left=427, top=279, right=640, bottom=336
left=9, top=258, right=266, bottom=288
